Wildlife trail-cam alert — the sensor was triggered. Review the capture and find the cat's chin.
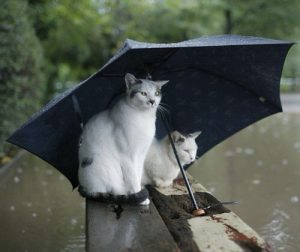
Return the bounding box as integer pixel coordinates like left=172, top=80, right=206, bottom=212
left=139, top=106, right=158, bottom=112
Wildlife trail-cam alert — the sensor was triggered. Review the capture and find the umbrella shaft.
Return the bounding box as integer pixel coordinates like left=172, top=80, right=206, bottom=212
left=162, top=118, right=199, bottom=210
left=178, top=161, right=199, bottom=210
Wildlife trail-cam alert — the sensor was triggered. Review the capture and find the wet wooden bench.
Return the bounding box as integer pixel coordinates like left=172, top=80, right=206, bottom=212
left=86, top=175, right=270, bottom=252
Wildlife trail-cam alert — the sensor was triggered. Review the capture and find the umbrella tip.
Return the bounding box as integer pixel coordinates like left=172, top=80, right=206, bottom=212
left=192, top=208, right=206, bottom=216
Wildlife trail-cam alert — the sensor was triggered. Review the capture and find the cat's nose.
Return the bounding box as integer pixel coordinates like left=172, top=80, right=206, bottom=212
left=149, top=100, right=155, bottom=106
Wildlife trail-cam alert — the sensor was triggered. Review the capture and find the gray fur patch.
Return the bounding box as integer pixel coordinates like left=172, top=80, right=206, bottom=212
left=81, top=157, right=93, bottom=168
left=176, top=137, right=185, bottom=143
left=130, top=90, right=138, bottom=98
left=135, top=79, right=142, bottom=84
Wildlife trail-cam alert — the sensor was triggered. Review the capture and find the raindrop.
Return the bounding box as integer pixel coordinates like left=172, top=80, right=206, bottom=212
left=45, top=169, right=53, bottom=175
left=26, top=202, right=32, bottom=207
left=41, top=181, right=48, bottom=186
left=273, top=132, right=280, bottom=138
left=32, top=213, right=37, bottom=218
left=17, top=168, right=23, bottom=174
left=259, top=96, right=266, bottom=103
left=225, top=150, right=235, bottom=157
left=256, top=160, right=263, bottom=166
left=252, top=179, right=261, bottom=185
left=59, top=175, right=65, bottom=181
left=290, top=196, right=299, bottom=203
left=273, top=209, right=290, bottom=220
left=80, top=225, right=84, bottom=229
left=71, top=218, right=78, bottom=225
left=244, top=148, right=254, bottom=155
left=281, top=115, right=289, bottom=125
left=47, top=208, right=52, bottom=213
left=13, top=176, right=20, bottom=183
left=10, top=206, right=15, bottom=211
left=259, top=127, right=267, bottom=134
left=21, top=229, right=26, bottom=234
left=281, top=159, right=288, bottom=166
left=293, top=142, right=300, bottom=149
left=208, top=187, right=216, bottom=193
left=235, top=147, right=243, bottom=153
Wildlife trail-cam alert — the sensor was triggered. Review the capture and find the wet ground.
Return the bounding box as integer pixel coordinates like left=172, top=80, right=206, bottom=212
left=0, top=153, right=85, bottom=252
left=190, top=98, right=300, bottom=251
left=0, top=94, right=299, bottom=251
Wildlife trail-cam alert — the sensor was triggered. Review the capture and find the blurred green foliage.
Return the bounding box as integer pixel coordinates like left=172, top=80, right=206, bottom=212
left=28, top=0, right=300, bottom=97
left=0, top=0, right=44, bottom=157
left=1, top=0, right=300, bottom=157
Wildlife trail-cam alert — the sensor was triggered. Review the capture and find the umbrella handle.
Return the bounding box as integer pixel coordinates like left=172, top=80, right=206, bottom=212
left=161, top=116, right=200, bottom=211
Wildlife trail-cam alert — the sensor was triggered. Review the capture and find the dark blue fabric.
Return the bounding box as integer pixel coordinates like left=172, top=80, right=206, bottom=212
left=8, top=35, right=293, bottom=188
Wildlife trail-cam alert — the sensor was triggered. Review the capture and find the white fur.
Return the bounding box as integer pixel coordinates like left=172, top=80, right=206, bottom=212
left=142, top=131, right=201, bottom=187
left=78, top=73, right=168, bottom=205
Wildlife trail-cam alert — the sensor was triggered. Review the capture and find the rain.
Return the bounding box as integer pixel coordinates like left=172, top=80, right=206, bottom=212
left=1, top=1, right=299, bottom=251
left=190, top=107, right=300, bottom=251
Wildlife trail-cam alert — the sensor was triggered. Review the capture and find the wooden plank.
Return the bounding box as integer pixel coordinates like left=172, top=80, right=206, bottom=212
left=148, top=176, right=271, bottom=252
left=86, top=199, right=178, bottom=252
left=189, top=212, right=270, bottom=252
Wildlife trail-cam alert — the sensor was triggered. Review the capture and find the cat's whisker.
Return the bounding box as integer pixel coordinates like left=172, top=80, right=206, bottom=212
left=159, top=102, right=172, bottom=109
left=158, top=107, right=170, bottom=121
left=159, top=105, right=171, bottom=115
left=159, top=102, right=169, bottom=110
left=158, top=104, right=170, bottom=116
left=158, top=107, right=169, bottom=116
left=158, top=105, right=168, bottom=116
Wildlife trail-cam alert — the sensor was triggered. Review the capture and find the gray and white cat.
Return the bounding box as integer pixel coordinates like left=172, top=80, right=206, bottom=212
left=142, top=131, right=201, bottom=188
left=78, top=73, right=168, bottom=205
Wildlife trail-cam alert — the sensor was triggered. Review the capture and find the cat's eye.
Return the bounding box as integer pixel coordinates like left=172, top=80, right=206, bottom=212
left=155, top=90, right=161, bottom=96
left=140, top=91, right=147, bottom=96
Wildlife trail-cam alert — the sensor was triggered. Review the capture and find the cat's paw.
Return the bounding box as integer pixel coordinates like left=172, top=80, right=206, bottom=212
left=140, top=198, right=150, bottom=205
left=155, top=179, right=172, bottom=188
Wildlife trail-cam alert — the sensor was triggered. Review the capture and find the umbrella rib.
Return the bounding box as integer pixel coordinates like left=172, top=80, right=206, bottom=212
left=155, top=66, right=281, bottom=111
left=98, top=49, right=180, bottom=78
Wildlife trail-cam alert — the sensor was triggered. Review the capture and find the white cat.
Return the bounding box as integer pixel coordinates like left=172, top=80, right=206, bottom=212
left=78, top=73, right=168, bottom=205
left=142, top=131, right=201, bottom=188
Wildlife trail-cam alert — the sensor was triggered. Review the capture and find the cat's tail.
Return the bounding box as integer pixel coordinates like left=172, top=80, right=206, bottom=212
left=78, top=185, right=149, bottom=205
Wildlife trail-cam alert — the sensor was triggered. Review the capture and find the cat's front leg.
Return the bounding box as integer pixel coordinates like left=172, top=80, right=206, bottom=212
left=121, top=157, right=143, bottom=193
left=120, top=157, right=150, bottom=205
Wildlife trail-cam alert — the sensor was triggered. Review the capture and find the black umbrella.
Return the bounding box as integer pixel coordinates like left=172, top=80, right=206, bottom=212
left=8, top=35, right=292, bottom=209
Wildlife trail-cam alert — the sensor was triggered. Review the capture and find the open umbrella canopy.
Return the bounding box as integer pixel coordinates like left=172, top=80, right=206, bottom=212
left=8, top=35, right=293, bottom=188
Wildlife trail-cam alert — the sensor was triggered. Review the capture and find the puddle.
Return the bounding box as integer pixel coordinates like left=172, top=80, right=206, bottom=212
left=190, top=113, right=300, bottom=251
left=0, top=153, right=85, bottom=251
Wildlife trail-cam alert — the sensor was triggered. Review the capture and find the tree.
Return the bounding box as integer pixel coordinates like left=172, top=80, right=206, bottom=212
left=28, top=0, right=300, bottom=99
left=0, top=0, right=44, bottom=158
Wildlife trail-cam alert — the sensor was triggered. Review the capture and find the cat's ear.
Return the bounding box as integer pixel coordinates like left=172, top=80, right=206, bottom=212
left=171, top=131, right=185, bottom=143
left=155, top=80, right=169, bottom=88
left=125, top=73, right=141, bottom=89
left=188, top=131, right=202, bottom=139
